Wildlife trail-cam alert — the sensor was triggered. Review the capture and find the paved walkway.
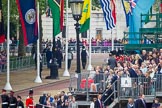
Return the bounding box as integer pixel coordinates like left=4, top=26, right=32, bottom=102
left=0, top=68, right=70, bottom=92
left=0, top=53, right=107, bottom=104
left=0, top=68, right=71, bottom=104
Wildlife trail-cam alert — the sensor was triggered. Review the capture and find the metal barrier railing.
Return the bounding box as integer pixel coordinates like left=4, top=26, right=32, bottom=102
left=103, top=80, right=118, bottom=104
left=119, top=77, right=156, bottom=99
left=67, top=46, right=124, bottom=53
left=0, top=45, right=33, bottom=54
left=0, top=54, right=47, bottom=72
left=36, top=103, right=55, bottom=108
left=0, top=44, right=124, bottom=54
left=69, top=73, right=162, bottom=105
left=69, top=72, right=108, bottom=93
left=103, top=76, right=158, bottom=105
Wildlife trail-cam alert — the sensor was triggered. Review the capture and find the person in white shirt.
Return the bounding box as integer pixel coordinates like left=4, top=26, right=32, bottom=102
left=90, top=98, right=96, bottom=108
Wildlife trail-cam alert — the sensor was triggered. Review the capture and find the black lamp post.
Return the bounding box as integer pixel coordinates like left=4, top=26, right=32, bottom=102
left=69, top=0, right=84, bottom=74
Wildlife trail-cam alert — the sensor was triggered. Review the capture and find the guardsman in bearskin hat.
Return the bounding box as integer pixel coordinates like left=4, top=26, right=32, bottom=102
left=1, top=89, right=9, bottom=108
left=9, top=91, right=17, bottom=108
left=26, top=89, right=35, bottom=108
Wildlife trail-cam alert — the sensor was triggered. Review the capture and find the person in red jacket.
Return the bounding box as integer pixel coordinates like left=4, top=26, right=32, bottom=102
left=26, top=89, right=35, bottom=108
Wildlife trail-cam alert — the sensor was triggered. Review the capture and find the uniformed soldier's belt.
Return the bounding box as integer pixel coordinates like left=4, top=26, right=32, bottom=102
left=10, top=104, right=16, bottom=106
left=2, top=102, right=8, bottom=104
left=29, top=104, right=34, bottom=106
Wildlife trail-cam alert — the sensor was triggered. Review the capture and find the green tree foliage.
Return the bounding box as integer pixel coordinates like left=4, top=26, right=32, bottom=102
left=92, top=0, right=100, bottom=8
left=2, top=0, right=18, bottom=38
left=38, top=0, right=47, bottom=14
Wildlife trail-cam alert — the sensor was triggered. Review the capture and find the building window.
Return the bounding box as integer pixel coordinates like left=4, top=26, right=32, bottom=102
left=81, top=31, right=87, bottom=38
left=96, top=29, right=102, bottom=40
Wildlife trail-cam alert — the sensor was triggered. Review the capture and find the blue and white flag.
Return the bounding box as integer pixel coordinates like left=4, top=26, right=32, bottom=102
left=100, top=0, right=115, bottom=30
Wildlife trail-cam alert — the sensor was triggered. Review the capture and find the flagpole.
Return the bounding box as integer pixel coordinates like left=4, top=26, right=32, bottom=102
left=87, top=0, right=93, bottom=71
left=4, top=0, right=12, bottom=90
left=63, top=0, right=70, bottom=76
left=111, top=30, right=114, bottom=51
left=35, top=2, right=42, bottom=83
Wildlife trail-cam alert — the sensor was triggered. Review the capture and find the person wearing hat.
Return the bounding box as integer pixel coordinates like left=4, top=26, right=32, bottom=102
left=81, top=46, right=88, bottom=69
left=68, top=49, right=73, bottom=70
left=17, top=95, right=24, bottom=108
left=9, top=91, right=17, bottom=108
left=1, top=89, right=9, bottom=108
left=26, top=89, right=35, bottom=108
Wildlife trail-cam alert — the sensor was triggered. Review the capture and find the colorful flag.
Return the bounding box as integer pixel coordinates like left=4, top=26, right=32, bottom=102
left=122, top=0, right=130, bottom=27
left=100, top=0, right=115, bottom=30
left=16, top=0, right=38, bottom=46
left=129, top=0, right=155, bottom=44
left=122, top=0, right=138, bottom=27
left=80, top=0, right=90, bottom=33
left=48, top=0, right=64, bottom=37
left=0, top=0, right=5, bottom=43
left=111, top=0, right=116, bottom=25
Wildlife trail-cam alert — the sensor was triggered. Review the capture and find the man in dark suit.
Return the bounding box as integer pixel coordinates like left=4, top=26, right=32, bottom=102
left=108, top=53, right=117, bottom=70
left=135, top=94, right=147, bottom=108
left=128, top=65, right=138, bottom=78
left=102, top=85, right=113, bottom=107
left=95, top=94, right=103, bottom=108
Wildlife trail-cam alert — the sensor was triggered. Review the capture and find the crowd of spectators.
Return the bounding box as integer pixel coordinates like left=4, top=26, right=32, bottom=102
left=42, top=37, right=123, bottom=49
left=1, top=47, right=162, bottom=108
left=1, top=89, right=79, bottom=108
left=38, top=91, right=78, bottom=108
left=66, top=37, right=123, bottom=47
left=77, top=48, right=162, bottom=107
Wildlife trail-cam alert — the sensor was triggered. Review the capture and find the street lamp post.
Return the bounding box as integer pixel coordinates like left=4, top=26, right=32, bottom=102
left=69, top=0, right=84, bottom=90
left=69, top=0, right=84, bottom=74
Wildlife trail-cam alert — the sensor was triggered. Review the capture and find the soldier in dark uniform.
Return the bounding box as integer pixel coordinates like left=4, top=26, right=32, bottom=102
left=9, top=91, right=17, bottom=108
left=1, top=89, right=9, bottom=108
left=56, top=48, right=63, bottom=68
left=17, top=95, right=24, bottom=108
left=81, top=46, right=88, bottom=69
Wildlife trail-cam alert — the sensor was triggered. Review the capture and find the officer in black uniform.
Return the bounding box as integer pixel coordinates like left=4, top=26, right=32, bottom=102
left=9, top=91, right=17, bottom=108
left=17, top=95, right=24, bottom=108
left=1, top=89, right=9, bottom=108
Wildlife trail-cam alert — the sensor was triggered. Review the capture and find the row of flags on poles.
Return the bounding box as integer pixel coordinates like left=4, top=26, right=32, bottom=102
left=0, top=0, right=156, bottom=45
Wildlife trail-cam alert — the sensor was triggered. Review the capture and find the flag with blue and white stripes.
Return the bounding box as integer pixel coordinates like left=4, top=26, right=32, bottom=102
left=100, top=0, right=115, bottom=30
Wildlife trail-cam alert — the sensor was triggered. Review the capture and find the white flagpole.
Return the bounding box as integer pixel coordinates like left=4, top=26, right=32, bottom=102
left=111, top=30, right=114, bottom=51
left=35, top=2, right=42, bottom=83
left=63, top=0, right=70, bottom=76
left=87, top=0, right=93, bottom=71
left=4, top=0, right=12, bottom=90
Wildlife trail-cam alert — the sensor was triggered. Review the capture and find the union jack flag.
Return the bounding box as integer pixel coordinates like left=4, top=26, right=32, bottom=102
left=129, top=0, right=138, bottom=13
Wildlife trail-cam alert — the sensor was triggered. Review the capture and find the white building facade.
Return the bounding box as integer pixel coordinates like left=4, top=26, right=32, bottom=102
left=41, top=0, right=127, bottom=41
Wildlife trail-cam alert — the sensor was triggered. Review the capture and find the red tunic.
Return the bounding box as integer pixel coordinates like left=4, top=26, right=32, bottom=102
left=26, top=97, right=35, bottom=108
